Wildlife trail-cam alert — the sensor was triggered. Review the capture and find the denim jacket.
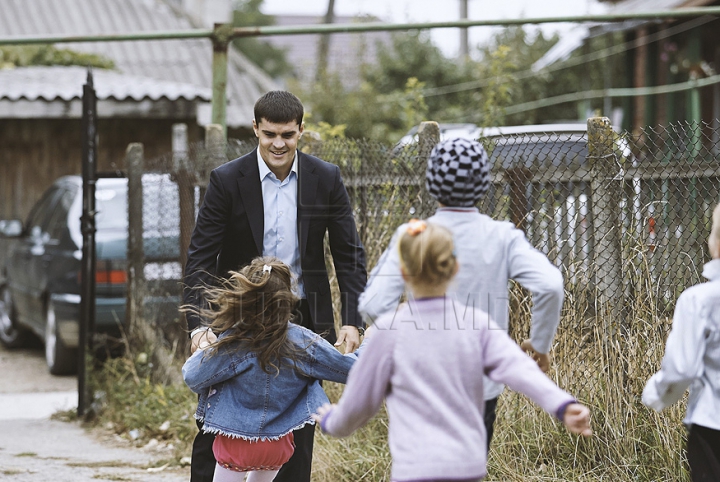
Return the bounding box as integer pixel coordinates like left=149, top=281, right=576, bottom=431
left=182, top=323, right=362, bottom=441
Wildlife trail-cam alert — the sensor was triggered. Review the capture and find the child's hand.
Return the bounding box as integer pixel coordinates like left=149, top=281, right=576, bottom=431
left=520, top=339, right=551, bottom=373
left=312, top=403, right=335, bottom=425
left=563, top=403, right=592, bottom=437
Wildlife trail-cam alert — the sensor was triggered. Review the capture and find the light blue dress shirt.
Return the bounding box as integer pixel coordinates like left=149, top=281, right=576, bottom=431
left=258, top=151, right=304, bottom=298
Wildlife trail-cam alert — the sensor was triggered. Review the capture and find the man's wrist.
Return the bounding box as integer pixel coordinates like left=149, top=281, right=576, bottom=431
left=342, top=324, right=364, bottom=336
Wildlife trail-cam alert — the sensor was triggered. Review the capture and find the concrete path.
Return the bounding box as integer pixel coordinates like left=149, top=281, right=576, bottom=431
left=0, top=344, right=190, bottom=481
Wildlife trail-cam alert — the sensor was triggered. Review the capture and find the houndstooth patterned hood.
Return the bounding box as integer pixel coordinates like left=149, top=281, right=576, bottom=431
left=425, top=138, right=490, bottom=207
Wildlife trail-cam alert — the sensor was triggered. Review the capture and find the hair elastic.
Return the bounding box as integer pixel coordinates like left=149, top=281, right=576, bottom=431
left=263, top=264, right=272, bottom=273
left=406, top=219, right=427, bottom=236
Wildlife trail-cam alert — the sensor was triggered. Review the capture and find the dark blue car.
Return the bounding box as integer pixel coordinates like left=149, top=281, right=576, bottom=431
left=0, top=175, right=181, bottom=375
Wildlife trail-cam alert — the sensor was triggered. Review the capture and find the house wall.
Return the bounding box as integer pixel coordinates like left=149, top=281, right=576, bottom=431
left=0, top=118, right=203, bottom=221
left=0, top=118, right=203, bottom=275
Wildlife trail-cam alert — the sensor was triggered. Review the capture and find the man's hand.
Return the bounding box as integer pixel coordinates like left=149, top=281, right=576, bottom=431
left=335, top=325, right=360, bottom=353
left=191, top=329, right=217, bottom=354
left=520, top=339, right=551, bottom=373
left=562, top=403, right=592, bottom=437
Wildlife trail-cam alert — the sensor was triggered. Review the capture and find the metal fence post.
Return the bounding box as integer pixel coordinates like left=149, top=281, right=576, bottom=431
left=587, top=117, right=623, bottom=322
left=417, top=121, right=440, bottom=217
left=126, top=143, right=146, bottom=342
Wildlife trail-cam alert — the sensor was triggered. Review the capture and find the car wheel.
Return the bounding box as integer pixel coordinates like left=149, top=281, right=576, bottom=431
left=45, top=300, right=77, bottom=375
left=0, top=283, right=29, bottom=348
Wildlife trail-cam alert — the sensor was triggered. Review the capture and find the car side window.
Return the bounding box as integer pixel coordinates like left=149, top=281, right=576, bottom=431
left=25, top=187, right=63, bottom=238
left=45, top=189, right=75, bottom=241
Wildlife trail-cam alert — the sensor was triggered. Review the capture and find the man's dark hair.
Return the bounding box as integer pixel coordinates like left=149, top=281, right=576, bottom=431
left=254, top=90, right=304, bottom=126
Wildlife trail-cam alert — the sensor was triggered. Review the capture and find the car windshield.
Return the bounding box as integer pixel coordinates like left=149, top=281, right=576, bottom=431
left=95, top=187, right=129, bottom=230
left=94, top=176, right=180, bottom=232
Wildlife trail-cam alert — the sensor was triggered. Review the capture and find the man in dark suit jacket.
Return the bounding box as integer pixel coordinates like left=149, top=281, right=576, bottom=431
left=183, top=90, right=367, bottom=482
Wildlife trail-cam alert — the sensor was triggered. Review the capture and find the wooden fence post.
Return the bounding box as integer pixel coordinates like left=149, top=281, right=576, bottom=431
left=587, top=117, right=623, bottom=321
left=200, top=124, right=226, bottom=204
left=505, top=167, right=532, bottom=231
left=417, top=121, right=440, bottom=217
left=172, top=124, right=194, bottom=277
left=125, top=143, right=146, bottom=340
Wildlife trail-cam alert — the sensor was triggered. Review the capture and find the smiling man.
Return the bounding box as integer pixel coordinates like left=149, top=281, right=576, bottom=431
left=183, top=90, right=367, bottom=482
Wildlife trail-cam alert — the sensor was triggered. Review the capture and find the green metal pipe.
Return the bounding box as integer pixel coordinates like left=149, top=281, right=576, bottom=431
left=504, top=74, right=720, bottom=115
left=1, top=7, right=720, bottom=45
left=230, top=7, right=720, bottom=37
left=0, top=29, right=212, bottom=45
left=212, top=43, right=228, bottom=138
left=211, top=24, right=231, bottom=138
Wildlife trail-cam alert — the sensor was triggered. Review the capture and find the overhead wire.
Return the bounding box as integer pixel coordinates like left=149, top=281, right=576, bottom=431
left=421, top=15, right=716, bottom=99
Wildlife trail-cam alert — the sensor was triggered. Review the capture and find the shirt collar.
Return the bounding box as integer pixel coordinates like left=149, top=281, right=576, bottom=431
left=702, top=258, right=720, bottom=281
left=436, top=206, right=479, bottom=214
left=257, top=149, right=298, bottom=181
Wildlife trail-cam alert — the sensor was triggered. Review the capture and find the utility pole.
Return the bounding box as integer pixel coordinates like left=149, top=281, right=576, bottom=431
left=460, top=0, right=469, bottom=58
left=316, top=0, right=335, bottom=81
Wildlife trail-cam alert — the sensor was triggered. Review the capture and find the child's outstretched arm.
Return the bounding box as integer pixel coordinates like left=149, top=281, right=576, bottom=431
left=313, top=329, right=395, bottom=438
left=482, top=323, right=592, bottom=437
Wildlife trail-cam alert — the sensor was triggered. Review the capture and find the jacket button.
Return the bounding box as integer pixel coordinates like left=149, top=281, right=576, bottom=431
left=207, top=403, right=211, bottom=408
left=210, top=389, right=217, bottom=396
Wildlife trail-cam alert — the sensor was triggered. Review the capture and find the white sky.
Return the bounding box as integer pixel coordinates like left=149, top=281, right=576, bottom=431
left=260, top=0, right=608, bottom=57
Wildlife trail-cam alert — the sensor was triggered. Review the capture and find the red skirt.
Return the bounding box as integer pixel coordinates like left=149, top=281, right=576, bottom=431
left=212, top=432, right=295, bottom=472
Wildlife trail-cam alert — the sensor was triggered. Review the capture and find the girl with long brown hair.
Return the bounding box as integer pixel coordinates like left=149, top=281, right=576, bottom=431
left=183, top=256, right=362, bottom=482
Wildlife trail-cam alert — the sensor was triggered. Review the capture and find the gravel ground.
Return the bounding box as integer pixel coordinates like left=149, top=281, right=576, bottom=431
left=0, top=342, right=191, bottom=481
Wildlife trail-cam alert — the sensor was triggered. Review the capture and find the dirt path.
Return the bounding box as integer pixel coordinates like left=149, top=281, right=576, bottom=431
left=0, top=343, right=191, bottom=481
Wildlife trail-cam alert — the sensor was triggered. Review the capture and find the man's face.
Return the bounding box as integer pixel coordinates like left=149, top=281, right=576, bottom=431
left=253, top=118, right=304, bottom=180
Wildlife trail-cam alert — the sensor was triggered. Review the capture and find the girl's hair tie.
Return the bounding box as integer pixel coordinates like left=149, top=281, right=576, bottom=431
left=406, top=219, right=427, bottom=236
left=263, top=264, right=272, bottom=274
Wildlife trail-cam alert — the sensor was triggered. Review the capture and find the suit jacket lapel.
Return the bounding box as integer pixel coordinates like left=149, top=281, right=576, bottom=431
left=237, top=152, right=264, bottom=255
left=298, top=153, right=318, bottom=259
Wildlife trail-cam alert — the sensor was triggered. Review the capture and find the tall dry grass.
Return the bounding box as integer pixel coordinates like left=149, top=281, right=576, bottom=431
left=316, top=226, right=692, bottom=481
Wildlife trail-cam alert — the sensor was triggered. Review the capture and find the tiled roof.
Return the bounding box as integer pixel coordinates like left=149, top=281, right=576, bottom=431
left=0, top=0, right=279, bottom=126
left=0, top=66, right=211, bottom=102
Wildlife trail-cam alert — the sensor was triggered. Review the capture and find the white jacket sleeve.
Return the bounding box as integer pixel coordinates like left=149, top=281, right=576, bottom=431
left=506, top=228, right=564, bottom=354
left=358, top=226, right=406, bottom=324
left=642, top=291, right=707, bottom=411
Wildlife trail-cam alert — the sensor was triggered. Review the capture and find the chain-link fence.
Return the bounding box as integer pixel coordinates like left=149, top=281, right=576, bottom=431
left=125, top=117, right=717, bottom=475
left=130, top=118, right=718, bottom=347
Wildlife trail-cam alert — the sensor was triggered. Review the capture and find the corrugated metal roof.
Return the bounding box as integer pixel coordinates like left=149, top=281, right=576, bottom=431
left=610, top=0, right=711, bottom=13
left=0, top=0, right=279, bottom=126
left=0, top=65, right=211, bottom=101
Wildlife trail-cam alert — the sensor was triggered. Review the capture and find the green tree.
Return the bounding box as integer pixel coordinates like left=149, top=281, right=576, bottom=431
left=231, top=0, right=292, bottom=78
left=471, top=26, right=559, bottom=125
left=295, top=72, right=428, bottom=144
left=363, top=31, right=471, bottom=118
left=0, top=45, right=114, bottom=69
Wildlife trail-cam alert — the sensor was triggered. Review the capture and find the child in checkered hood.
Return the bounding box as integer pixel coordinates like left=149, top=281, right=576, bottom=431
left=642, top=203, right=720, bottom=481
left=313, top=220, right=591, bottom=482
left=357, top=137, right=566, bottom=446
left=182, top=257, right=364, bottom=482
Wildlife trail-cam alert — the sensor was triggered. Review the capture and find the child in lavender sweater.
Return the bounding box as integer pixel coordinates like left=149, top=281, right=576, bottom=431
left=314, top=220, right=592, bottom=482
